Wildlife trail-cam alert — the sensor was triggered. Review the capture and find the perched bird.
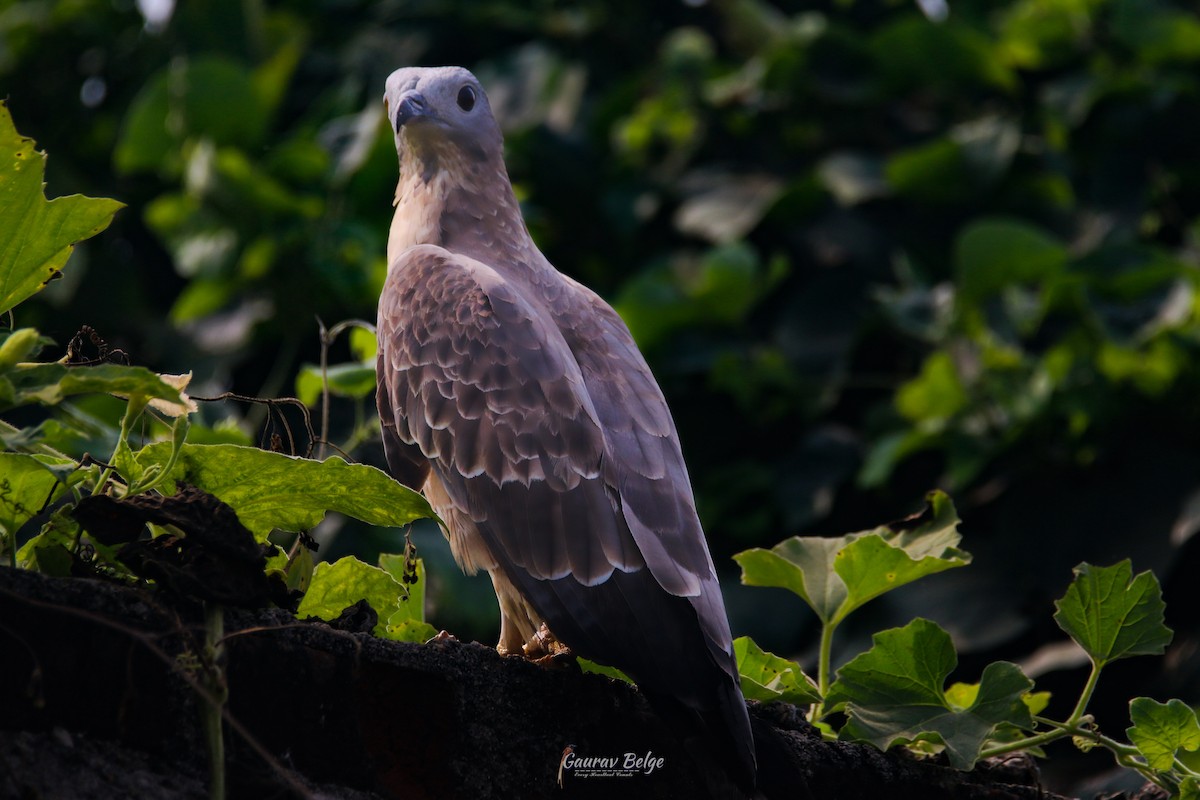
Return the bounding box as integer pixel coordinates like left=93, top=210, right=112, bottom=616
left=376, top=66, right=756, bottom=787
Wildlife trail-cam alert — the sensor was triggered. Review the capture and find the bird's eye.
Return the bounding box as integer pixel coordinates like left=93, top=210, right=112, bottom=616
left=457, top=85, right=477, bottom=112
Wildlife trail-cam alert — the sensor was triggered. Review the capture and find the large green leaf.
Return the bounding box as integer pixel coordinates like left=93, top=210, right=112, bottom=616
left=826, top=618, right=1033, bottom=770
left=734, top=535, right=847, bottom=622
left=1, top=363, right=187, bottom=413
left=135, top=442, right=437, bottom=540
left=1053, top=561, right=1172, bottom=667
left=0, top=103, right=123, bottom=314
left=1127, top=697, right=1200, bottom=772
left=733, top=636, right=820, bottom=705
left=734, top=491, right=969, bottom=625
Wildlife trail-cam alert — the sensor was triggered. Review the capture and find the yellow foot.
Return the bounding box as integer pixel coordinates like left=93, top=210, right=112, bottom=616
left=522, top=623, right=573, bottom=664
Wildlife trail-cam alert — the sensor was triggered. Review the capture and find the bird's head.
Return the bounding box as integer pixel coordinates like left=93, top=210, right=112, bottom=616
left=383, top=66, right=502, bottom=171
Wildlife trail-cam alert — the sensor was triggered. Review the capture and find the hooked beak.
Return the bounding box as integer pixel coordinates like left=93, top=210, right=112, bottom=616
left=392, top=91, right=429, bottom=131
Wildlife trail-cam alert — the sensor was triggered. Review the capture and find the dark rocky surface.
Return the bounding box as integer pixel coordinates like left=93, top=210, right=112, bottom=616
left=0, top=566, right=1097, bottom=799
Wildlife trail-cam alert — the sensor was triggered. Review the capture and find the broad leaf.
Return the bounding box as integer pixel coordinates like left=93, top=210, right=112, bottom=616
left=1, top=363, right=187, bottom=412
left=834, top=492, right=970, bottom=619
left=135, top=442, right=437, bottom=540
left=1127, top=697, right=1200, bottom=772
left=298, top=556, right=407, bottom=638
left=733, top=636, right=820, bottom=705
left=0, top=104, right=124, bottom=314
left=1053, top=561, right=1172, bottom=667
left=827, top=618, right=1033, bottom=770
left=734, top=491, right=969, bottom=625
left=734, top=535, right=846, bottom=622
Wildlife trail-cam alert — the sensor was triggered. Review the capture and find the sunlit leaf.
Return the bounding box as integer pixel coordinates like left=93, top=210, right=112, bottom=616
left=735, top=491, right=969, bottom=625
left=297, top=556, right=407, bottom=638
left=0, top=103, right=123, bottom=314
left=1053, top=561, right=1172, bottom=667
left=135, top=442, right=437, bottom=541
left=1127, top=697, right=1200, bottom=772
left=733, top=636, right=820, bottom=705
left=1, top=363, right=187, bottom=413
left=382, top=616, right=438, bottom=643
left=379, top=553, right=427, bottom=624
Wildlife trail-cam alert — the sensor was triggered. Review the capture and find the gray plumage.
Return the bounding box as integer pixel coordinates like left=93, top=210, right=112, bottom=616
left=376, top=65, right=755, bottom=786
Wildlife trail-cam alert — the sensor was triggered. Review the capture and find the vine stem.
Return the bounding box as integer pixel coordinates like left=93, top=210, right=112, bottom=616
left=1067, top=658, right=1103, bottom=727
left=809, top=619, right=838, bottom=722
left=977, top=721, right=1073, bottom=760
left=203, top=603, right=227, bottom=800
left=817, top=621, right=836, bottom=697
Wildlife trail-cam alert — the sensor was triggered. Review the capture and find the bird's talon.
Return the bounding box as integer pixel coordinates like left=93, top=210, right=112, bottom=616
left=523, top=623, right=571, bottom=660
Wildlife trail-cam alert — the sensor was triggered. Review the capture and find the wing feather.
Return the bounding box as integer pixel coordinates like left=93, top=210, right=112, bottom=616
left=378, top=242, right=752, bottom=782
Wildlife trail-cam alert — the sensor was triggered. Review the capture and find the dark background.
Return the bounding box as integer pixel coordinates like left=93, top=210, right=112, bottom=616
left=5, top=0, right=1200, bottom=792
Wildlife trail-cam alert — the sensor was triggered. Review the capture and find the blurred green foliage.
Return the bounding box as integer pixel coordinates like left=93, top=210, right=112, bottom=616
left=5, top=1, right=1200, bottom=789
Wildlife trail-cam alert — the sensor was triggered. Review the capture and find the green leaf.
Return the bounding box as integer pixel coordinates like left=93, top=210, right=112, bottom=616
left=381, top=616, right=438, bottom=643
left=954, top=218, right=1067, bottom=302
left=734, top=535, right=847, bottom=622
left=578, top=659, right=634, bottom=684
left=0, top=453, right=61, bottom=532
left=349, top=327, right=378, bottom=362
left=1, top=363, right=186, bottom=412
left=0, top=103, right=124, bottom=314
left=297, top=556, right=407, bottom=638
left=115, top=56, right=269, bottom=175
left=0, top=453, right=66, bottom=561
left=15, top=506, right=80, bottom=575
left=826, top=618, right=1034, bottom=770
left=895, top=351, right=967, bottom=423
left=379, top=554, right=427, bottom=624
left=295, top=362, right=377, bottom=407
left=734, top=491, right=969, bottom=625
left=1127, top=697, right=1200, bottom=772
left=1053, top=561, right=1172, bottom=667
left=134, top=442, right=437, bottom=541
left=733, top=636, right=820, bottom=705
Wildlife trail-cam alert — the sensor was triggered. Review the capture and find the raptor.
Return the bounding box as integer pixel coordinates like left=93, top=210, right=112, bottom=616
left=375, top=65, right=756, bottom=787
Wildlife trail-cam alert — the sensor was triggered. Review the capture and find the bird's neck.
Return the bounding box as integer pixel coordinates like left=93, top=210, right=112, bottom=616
left=388, top=145, right=534, bottom=271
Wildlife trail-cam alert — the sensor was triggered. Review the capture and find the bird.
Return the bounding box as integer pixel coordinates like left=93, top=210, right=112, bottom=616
left=375, top=65, right=756, bottom=788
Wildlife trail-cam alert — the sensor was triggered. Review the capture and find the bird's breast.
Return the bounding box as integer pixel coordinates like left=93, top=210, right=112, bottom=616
left=388, top=171, right=451, bottom=270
